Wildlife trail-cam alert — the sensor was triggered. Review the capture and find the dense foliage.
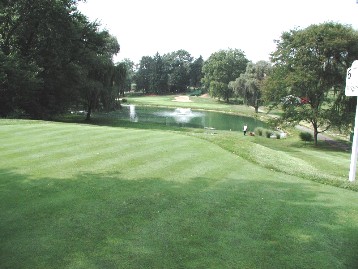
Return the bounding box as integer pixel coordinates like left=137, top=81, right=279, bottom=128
left=0, top=0, right=120, bottom=119
left=2, top=2, right=357, bottom=136
left=264, top=22, right=358, bottom=145
left=135, top=50, right=203, bottom=94
left=201, top=49, right=249, bottom=102
left=229, top=61, right=272, bottom=112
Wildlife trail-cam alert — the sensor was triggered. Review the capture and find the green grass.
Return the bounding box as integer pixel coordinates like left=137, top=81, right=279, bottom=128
left=126, top=94, right=260, bottom=116
left=191, top=130, right=355, bottom=190
left=1, top=119, right=358, bottom=268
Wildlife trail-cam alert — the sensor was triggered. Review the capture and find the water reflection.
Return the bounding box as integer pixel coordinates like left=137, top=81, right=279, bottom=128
left=100, top=105, right=266, bottom=132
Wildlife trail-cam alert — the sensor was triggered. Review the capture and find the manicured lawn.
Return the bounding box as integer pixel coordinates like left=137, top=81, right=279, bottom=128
left=193, top=130, right=355, bottom=190
left=1, top=119, right=358, bottom=268
left=126, top=94, right=258, bottom=116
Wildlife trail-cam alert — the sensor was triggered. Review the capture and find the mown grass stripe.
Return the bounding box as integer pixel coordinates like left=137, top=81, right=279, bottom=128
left=45, top=134, right=202, bottom=178
left=1, top=124, right=209, bottom=179
left=120, top=140, right=241, bottom=182
left=0, top=124, right=145, bottom=155
left=2, top=120, right=358, bottom=268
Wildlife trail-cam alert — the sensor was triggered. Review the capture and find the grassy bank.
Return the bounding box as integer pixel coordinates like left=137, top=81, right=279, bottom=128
left=1, top=119, right=358, bottom=268
left=190, top=130, right=355, bottom=190
left=125, top=94, right=263, bottom=116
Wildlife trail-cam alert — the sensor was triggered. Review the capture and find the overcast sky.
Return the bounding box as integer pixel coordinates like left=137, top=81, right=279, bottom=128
left=77, top=0, right=358, bottom=64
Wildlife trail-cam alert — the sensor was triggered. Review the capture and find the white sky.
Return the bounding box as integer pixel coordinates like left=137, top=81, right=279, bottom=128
left=77, top=0, right=358, bottom=64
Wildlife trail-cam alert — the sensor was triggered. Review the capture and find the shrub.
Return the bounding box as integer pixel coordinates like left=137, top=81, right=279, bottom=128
left=188, top=89, right=202, bottom=96
left=255, top=127, right=264, bottom=136
left=265, top=129, right=273, bottom=138
left=254, top=127, right=284, bottom=139
left=299, top=132, right=313, bottom=142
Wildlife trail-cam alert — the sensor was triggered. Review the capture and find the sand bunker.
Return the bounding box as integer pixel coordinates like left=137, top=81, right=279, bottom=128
left=173, top=96, right=192, bottom=102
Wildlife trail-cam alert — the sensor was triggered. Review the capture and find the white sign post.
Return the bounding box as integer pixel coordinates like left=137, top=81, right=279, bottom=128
left=346, top=60, right=358, bottom=182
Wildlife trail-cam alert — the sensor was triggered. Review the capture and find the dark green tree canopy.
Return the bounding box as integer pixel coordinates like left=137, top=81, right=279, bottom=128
left=0, top=0, right=121, bottom=119
left=265, top=22, right=358, bottom=144
left=164, top=50, right=192, bottom=93
left=134, top=50, right=202, bottom=94
left=230, top=61, right=272, bottom=112
left=202, top=48, right=249, bottom=102
left=189, top=56, right=204, bottom=88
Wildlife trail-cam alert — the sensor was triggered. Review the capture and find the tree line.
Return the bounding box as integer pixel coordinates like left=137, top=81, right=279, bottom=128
left=133, top=50, right=203, bottom=94
left=124, top=23, right=358, bottom=145
left=132, top=47, right=270, bottom=112
left=2, top=1, right=358, bottom=145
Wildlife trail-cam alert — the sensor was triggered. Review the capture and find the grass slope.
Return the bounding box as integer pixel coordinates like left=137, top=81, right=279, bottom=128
left=1, top=120, right=358, bottom=269
left=190, top=131, right=355, bottom=190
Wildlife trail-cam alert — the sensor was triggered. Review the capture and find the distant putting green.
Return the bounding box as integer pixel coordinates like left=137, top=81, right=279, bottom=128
left=1, top=120, right=358, bottom=268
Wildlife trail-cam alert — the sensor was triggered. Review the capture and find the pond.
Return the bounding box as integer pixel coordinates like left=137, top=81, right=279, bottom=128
left=96, top=105, right=266, bottom=132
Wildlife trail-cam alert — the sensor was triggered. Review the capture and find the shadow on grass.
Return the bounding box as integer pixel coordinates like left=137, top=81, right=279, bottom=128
left=1, top=169, right=358, bottom=269
left=288, top=140, right=352, bottom=153
left=257, top=136, right=351, bottom=154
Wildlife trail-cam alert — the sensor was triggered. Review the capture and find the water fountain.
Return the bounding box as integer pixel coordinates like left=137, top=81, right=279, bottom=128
left=154, top=108, right=204, bottom=124
left=129, top=105, right=138, bottom=122
left=112, top=105, right=266, bottom=132
left=174, top=108, right=192, bottom=115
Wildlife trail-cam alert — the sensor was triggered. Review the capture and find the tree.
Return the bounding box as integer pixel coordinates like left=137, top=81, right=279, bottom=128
left=135, top=50, right=195, bottom=94
left=136, top=56, right=153, bottom=93
left=115, top=62, right=127, bottom=97
left=120, top=58, right=135, bottom=92
left=0, top=0, right=120, bottom=119
left=202, top=49, right=248, bottom=102
left=0, top=0, right=78, bottom=117
left=164, top=50, right=192, bottom=92
left=230, top=61, right=272, bottom=112
left=78, top=29, right=120, bottom=120
left=151, top=52, right=168, bottom=94
left=264, top=22, right=358, bottom=145
left=189, top=56, right=204, bottom=88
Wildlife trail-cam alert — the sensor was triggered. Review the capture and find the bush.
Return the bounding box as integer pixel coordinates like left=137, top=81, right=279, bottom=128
left=188, top=89, right=202, bottom=96
left=265, top=130, right=273, bottom=138
left=299, top=132, right=313, bottom=142
left=255, top=127, right=264, bottom=136
left=254, top=127, right=284, bottom=139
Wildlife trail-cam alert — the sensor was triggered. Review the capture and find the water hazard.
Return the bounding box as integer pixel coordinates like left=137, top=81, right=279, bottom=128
left=97, top=105, right=266, bottom=132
